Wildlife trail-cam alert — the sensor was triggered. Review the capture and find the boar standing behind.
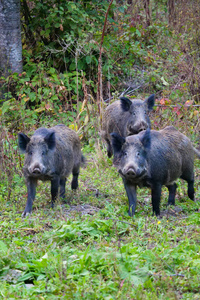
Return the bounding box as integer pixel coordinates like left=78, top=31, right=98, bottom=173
left=111, top=126, right=200, bottom=216
left=101, top=94, right=155, bottom=157
left=18, top=124, right=84, bottom=217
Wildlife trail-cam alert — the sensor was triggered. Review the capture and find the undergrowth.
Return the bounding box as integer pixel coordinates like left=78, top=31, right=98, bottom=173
left=0, top=1, right=200, bottom=298
left=0, top=108, right=200, bottom=299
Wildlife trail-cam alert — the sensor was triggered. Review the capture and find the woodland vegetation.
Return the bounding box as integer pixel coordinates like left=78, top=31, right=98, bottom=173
left=0, top=1, right=200, bottom=299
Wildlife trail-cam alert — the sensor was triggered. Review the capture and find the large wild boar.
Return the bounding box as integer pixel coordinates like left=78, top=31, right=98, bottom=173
left=18, top=124, right=84, bottom=216
left=101, top=94, right=155, bottom=157
left=111, top=126, right=200, bottom=216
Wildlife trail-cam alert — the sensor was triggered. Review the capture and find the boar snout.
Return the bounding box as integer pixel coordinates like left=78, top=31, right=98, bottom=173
left=127, top=121, right=148, bottom=135
left=126, top=167, right=137, bottom=177
left=28, top=163, right=45, bottom=175
left=138, top=122, right=148, bottom=132
left=123, top=165, right=146, bottom=179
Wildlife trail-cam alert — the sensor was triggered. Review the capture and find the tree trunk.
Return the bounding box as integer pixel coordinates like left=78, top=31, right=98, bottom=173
left=144, top=0, right=151, bottom=27
left=0, top=0, right=22, bottom=77
left=168, top=0, right=175, bottom=26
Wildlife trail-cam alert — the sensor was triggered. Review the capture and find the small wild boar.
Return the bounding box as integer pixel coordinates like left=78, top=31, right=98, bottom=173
left=18, top=124, right=84, bottom=217
left=111, top=126, right=200, bottom=216
left=101, top=94, right=155, bottom=157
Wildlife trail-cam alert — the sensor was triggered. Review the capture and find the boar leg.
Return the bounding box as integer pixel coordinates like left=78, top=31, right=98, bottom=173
left=51, top=177, right=60, bottom=208
left=181, top=173, right=194, bottom=200
left=105, top=138, right=113, bottom=158
left=151, top=183, right=162, bottom=216
left=123, top=179, right=137, bottom=216
left=187, top=180, right=194, bottom=200
left=60, top=178, right=66, bottom=199
left=71, top=172, right=79, bottom=190
left=23, top=178, right=37, bottom=217
left=166, top=183, right=177, bottom=205
left=107, top=143, right=113, bottom=158
left=71, top=163, right=80, bottom=190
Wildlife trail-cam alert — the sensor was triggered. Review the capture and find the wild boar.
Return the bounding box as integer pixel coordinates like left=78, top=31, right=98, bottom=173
left=111, top=126, right=200, bottom=216
left=18, top=124, right=84, bottom=216
left=101, top=94, right=155, bottom=157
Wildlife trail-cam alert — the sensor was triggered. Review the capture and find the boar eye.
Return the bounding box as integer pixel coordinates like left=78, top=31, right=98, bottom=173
left=29, top=151, right=33, bottom=155
left=123, top=151, right=128, bottom=157
left=136, top=151, right=140, bottom=157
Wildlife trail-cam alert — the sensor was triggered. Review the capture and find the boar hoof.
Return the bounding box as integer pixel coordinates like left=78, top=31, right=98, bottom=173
left=22, top=211, right=31, bottom=218
left=71, top=181, right=78, bottom=190
left=71, top=174, right=79, bottom=190
left=107, top=150, right=112, bottom=158
left=153, top=211, right=160, bottom=217
left=128, top=207, right=135, bottom=217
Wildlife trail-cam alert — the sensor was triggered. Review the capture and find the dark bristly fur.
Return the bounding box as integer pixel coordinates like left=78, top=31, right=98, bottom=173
left=101, top=94, right=155, bottom=157
left=18, top=124, right=84, bottom=217
left=111, top=126, right=200, bottom=217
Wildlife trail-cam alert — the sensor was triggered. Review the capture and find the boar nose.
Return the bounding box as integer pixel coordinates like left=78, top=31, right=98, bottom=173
left=33, top=167, right=41, bottom=174
left=125, top=166, right=145, bottom=178
left=128, top=121, right=148, bottom=134
left=28, top=164, right=43, bottom=175
left=138, top=122, right=147, bottom=132
left=126, top=167, right=136, bottom=177
left=137, top=121, right=148, bottom=132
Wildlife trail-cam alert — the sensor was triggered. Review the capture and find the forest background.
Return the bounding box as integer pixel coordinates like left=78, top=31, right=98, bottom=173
left=0, top=0, right=200, bottom=299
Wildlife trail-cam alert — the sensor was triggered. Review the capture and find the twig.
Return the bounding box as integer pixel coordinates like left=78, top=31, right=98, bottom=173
left=150, top=272, right=185, bottom=278
left=170, top=274, right=185, bottom=277
left=154, top=253, right=185, bottom=277
left=155, top=104, right=200, bottom=107
left=104, top=84, right=148, bottom=102
left=105, top=217, right=137, bottom=228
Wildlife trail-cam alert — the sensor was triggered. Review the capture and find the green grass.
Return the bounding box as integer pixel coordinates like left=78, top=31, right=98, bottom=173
left=0, top=139, right=200, bottom=299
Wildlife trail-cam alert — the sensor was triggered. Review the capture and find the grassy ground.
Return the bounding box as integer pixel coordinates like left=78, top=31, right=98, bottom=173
left=0, top=129, right=200, bottom=299
left=1, top=1, right=200, bottom=297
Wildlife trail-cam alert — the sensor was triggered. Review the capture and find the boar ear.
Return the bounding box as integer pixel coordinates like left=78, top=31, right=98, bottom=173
left=140, top=129, right=151, bottom=149
left=120, top=97, right=132, bottom=112
left=18, top=133, right=30, bottom=153
left=44, top=132, right=56, bottom=150
left=111, top=132, right=125, bottom=153
left=145, top=94, right=155, bottom=111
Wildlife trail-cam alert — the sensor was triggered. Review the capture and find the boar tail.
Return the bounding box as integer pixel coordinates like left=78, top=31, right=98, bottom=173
left=81, top=154, right=87, bottom=167
left=194, top=147, right=200, bottom=159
